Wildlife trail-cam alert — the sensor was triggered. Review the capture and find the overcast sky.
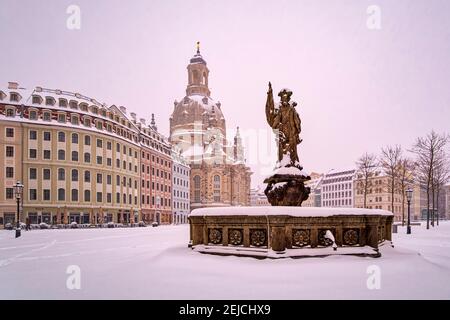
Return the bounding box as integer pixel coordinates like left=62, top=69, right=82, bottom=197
left=1, top=0, right=449, bottom=187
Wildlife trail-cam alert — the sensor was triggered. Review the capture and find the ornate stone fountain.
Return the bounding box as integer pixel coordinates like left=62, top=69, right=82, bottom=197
left=188, top=83, right=393, bottom=258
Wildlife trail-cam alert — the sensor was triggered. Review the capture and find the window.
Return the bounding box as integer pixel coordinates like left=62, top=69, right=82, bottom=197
left=84, top=190, right=91, bottom=202
left=45, top=97, right=54, bottom=106
left=213, top=175, right=220, bottom=202
left=72, top=133, right=79, bottom=144
left=194, top=175, right=201, bottom=203
left=58, top=114, right=66, bottom=123
left=6, top=146, right=14, bottom=157
left=58, top=188, right=65, bottom=201
left=97, top=174, right=102, bottom=184
left=84, top=135, right=91, bottom=145
left=97, top=192, right=103, bottom=202
left=72, top=151, right=79, bottom=161
left=6, top=167, right=14, bottom=178
left=69, top=101, right=77, bottom=109
left=29, top=168, right=37, bottom=179
left=97, top=156, right=103, bottom=165
left=84, top=118, right=91, bottom=127
left=6, top=128, right=14, bottom=137
left=96, top=121, right=103, bottom=130
left=6, top=108, right=15, bottom=117
left=71, top=115, right=79, bottom=125
left=43, top=169, right=51, bottom=180
left=29, top=189, right=37, bottom=200
left=58, top=168, right=65, bottom=181
left=107, top=193, right=112, bottom=203
left=116, top=193, right=120, bottom=203
left=43, top=112, right=51, bottom=121
left=29, top=110, right=37, bottom=120
left=97, top=139, right=103, bottom=148
left=71, top=189, right=78, bottom=201
left=116, top=143, right=120, bottom=152
left=43, top=131, right=51, bottom=141
left=107, top=141, right=112, bottom=150
left=116, top=175, right=120, bottom=186
left=6, top=188, right=14, bottom=199
left=58, top=150, right=65, bottom=160
left=43, top=189, right=50, bottom=201
left=116, top=159, right=120, bottom=168
left=58, top=132, right=65, bottom=142
left=59, top=99, right=67, bottom=107
left=107, top=175, right=112, bottom=185
left=29, top=130, right=37, bottom=140
left=84, top=153, right=91, bottom=163
left=84, top=171, right=90, bottom=182
left=29, top=149, right=37, bottom=159
left=72, top=169, right=78, bottom=181
left=107, top=158, right=112, bottom=166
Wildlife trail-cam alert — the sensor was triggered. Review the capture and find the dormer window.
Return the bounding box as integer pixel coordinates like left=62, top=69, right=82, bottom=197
left=101, top=109, right=106, bottom=117
left=202, top=97, right=208, bottom=104
left=58, top=113, right=66, bottom=123
left=45, top=97, right=55, bottom=106
left=0, top=91, right=6, bottom=101
left=29, top=110, right=38, bottom=120
left=32, top=95, right=42, bottom=104
left=71, top=115, right=79, bottom=125
left=10, top=93, right=20, bottom=102
left=91, top=106, right=98, bottom=115
left=84, top=117, right=91, bottom=127
left=43, top=111, right=51, bottom=121
left=96, top=120, right=103, bottom=130
left=59, top=99, right=68, bottom=107
left=79, top=103, right=88, bottom=112
left=6, top=107, right=15, bottom=117
left=69, top=100, right=78, bottom=109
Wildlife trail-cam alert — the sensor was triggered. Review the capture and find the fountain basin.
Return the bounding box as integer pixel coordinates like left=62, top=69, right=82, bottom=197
left=189, top=207, right=393, bottom=256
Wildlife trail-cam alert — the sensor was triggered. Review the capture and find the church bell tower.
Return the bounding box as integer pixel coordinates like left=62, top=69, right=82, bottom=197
left=186, top=42, right=211, bottom=97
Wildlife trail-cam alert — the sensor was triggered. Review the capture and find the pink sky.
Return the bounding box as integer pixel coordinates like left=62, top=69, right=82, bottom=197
left=1, top=0, right=449, bottom=186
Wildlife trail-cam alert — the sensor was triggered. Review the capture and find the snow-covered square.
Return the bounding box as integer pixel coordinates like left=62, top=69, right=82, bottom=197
left=1, top=222, right=450, bottom=299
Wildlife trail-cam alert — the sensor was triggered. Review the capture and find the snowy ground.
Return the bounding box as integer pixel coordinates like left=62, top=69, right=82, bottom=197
left=1, top=222, right=450, bottom=299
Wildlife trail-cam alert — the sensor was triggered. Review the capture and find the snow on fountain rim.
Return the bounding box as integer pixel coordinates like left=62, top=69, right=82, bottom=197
left=189, top=206, right=393, bottom=217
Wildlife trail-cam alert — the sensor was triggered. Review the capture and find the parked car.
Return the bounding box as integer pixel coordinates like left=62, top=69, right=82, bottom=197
left=107, top=222, right=115, bottom=228
left=138, top=221, right=146, bottom=227
left=152, top=222, right=159, bottom=227
left=4, top=223, right=13, bottom=230
left=70, top=221, right=78, bottom=229
left=39, top=222, right=51, bottom=229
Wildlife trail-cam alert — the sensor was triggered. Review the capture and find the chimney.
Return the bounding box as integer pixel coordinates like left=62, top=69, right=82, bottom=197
left=8, top=82, right=19, bottom=90
left=119, top=106, right=127, bottom=114
left=140, top=118, right=146, bottom=125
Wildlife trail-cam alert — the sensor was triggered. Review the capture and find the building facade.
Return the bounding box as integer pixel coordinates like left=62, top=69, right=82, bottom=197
left=0, top=82, right=175, bottom=227
left=321, top=169, right=355, bottom=208
left=169, top=47, right=252, bottom=210
left=172, top=146, right=190, bottom=224
left=303, top=172, right=323, bottom=207
left=250, top=186, right=270, bottom=206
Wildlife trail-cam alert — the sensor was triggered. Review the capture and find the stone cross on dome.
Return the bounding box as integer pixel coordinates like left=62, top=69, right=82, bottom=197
left=196, top=41, right=200, bottom=54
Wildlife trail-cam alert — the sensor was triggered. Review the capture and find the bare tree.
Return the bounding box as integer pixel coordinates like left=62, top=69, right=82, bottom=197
left=411, top=131, right=448, bottom=229
left=433, top=149, right=450, bottom=226
left=380, top=145, right=402, bottom=216
left=398, top=158, right=415, bottom=226
left=356, top=153, right=377, bottom=208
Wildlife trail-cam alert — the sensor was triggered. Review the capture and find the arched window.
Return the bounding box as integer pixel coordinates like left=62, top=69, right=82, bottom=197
left=213, top=175, right=221, bottom=202
left=193, top=175, right=201, bottom=203
left=72, top=133, right=78, bottom=144
left=84, top=190, right=90, bottom=202
left=58, top=168, right=65, bottom=181
left=71, top=169, right=78, bottom=181
left=58, top=188, right=65, bottom=201
left=58, top=150, right=65, bottom=160
left=71, top=189, right=78, bottom=202
left=58, top=132, right=65, bottom=142
left=84, top=152, right=90, bottom=163
left=72, top=151, right=78, bottom=162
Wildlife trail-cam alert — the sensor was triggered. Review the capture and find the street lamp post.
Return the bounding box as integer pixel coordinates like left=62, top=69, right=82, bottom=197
left=406, top=188, right=413, bottom=235
left=14, top=181, right=24, bottom=238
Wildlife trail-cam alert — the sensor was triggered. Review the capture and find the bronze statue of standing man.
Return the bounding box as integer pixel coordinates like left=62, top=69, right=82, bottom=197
left=265, top=82, right=302, bottom=167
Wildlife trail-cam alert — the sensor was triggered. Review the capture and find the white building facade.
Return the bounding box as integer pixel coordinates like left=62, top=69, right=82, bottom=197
left=172, top=148, right=190, bottom=224
left=321, top=169, right=356, bottom=208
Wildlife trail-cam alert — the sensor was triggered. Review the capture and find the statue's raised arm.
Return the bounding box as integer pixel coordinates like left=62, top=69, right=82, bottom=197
left=265, top=82, right=275, bottom=127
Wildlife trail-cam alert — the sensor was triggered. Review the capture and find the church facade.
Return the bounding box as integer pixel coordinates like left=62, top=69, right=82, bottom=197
left=169, top=46, right=252, bottom=209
